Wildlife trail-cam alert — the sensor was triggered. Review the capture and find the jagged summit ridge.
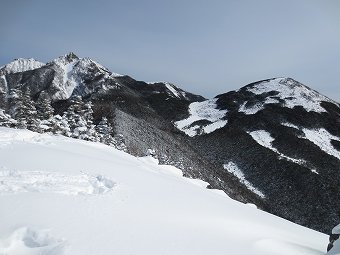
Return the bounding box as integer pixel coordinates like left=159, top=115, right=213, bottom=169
left=0, top=53, right=128, bottom=101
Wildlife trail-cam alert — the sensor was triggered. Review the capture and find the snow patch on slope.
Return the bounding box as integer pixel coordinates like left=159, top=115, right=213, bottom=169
left=239, top=102, right=264, bottom=114
left=223, top=162, right=265, bottom=198
left=164, top=82, right=181, bottom=98
left=0, top=75, right=8, bottom=92
left=0, top=227, right=65, bottom=255
left=281, top=122, right=300, bottom=129
left=246, top=78, right=337, bottom=113
left=248, top=130, right=314, bottom=171
left=175, top=98, right=227, bottom=136
left=302, top=128, right=340, bottom=160
left=0, top=58, right=45, bottom=75
left=147, top=81, right=188, bottom=99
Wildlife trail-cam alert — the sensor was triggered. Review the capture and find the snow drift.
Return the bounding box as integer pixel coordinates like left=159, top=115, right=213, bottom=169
left=0, top=127, right=328, bottom=255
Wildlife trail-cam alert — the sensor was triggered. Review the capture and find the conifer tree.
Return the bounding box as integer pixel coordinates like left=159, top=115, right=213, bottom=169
left=22, top=87, right=38, bottom=131
left=81, top=101, right=97, bottom=141
left=36, top=93, right=54, bottom=120
left=10, top=88, right=26, bottom=129
left=50, top=115, right=71, bottom=136
left=8, top=88, right=22, bottom=119
left=36, top=93, right=54, bottom=132
left=0, top=91, right=7, bottom=110
left=64, top=96, right=98, bottom=141
left=96, top=117, right=114, bottom=145
left=63, top=96, right=83, bottom=137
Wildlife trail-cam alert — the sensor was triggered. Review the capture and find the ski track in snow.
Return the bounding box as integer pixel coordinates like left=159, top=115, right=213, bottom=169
left=175, top=98, right=228, bottom=136
left=0, top=227, right=65, bottom=255
left=0, top=170, right=115, bottom=195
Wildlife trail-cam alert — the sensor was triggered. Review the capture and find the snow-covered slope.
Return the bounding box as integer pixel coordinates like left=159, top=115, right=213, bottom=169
left=0, top=127, right=327, bottom=255
left=244, top=77, right=338, bottom=113
left=0, top=58, right=45, bottom=76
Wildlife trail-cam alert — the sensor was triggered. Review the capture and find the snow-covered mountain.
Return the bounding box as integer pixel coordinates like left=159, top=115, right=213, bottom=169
left=0, top=127, right=328, bottom=255
left=0, top=58, right=45, bottom=76
left=176, top=77, right=340, bottom=233
left=0, top=53, right=339, bottom=234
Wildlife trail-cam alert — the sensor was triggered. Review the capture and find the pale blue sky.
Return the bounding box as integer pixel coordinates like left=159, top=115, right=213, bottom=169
left=1, top=0, right=340, bottom=101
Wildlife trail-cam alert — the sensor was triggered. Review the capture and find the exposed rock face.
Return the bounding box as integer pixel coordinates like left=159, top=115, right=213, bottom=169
left=1, top=54, right=339, bottom=233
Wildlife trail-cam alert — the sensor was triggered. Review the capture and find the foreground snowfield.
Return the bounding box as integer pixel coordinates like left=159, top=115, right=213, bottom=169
left=0, top=127, right=327, bottom=255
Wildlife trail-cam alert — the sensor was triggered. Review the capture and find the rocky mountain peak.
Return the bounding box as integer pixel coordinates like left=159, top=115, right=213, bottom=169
left=65, top=52, right=78, bottom=61
left=49, top=52, right=79, bottom=67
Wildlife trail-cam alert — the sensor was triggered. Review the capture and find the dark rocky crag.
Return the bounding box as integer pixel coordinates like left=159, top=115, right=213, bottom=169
left=1, top=53, right=339, bottom=233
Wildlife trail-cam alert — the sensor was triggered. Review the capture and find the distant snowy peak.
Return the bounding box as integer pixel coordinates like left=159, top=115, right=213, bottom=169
left=46, top=53, right=124, bottom=99
left=175, top=98, right=228, bottom=136
left=0, top=58, right=45, bottom=75
left=49, top=53, right=123, bottom=79
left=242, top=77, right=338, bottom=113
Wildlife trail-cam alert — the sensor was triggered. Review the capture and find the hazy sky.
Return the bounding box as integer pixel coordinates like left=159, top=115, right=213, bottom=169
left=1, top=0, right=340, bottom=101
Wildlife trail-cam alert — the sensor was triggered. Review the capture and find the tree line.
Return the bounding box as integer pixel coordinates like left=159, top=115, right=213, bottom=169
left=0, top=87, right=126, bottom=150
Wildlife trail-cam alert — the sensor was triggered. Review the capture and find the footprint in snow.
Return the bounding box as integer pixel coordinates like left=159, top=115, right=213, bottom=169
left=0, top=227, right=66, bottom=255
left=0, top=170, right=115, bottom=195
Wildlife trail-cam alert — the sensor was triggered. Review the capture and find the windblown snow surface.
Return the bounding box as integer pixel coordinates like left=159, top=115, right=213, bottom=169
left=175, top=98, right=227, bottom=136
left=0, top=127, right=327, bottom=255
